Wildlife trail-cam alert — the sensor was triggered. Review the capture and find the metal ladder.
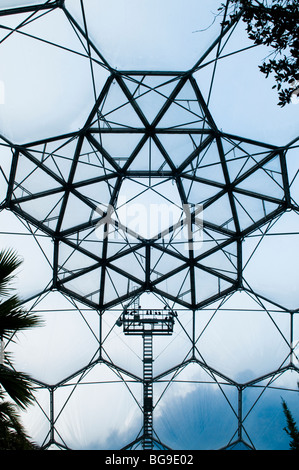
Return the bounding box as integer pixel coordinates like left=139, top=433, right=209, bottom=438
left=143, top=333, right=153, bottom=449
left=118, top=295, right=176, bottom=450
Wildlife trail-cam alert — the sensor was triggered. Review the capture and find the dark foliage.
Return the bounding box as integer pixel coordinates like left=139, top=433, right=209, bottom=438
left=0, top=397, right=39, bottom=450
left=220, top=0, right=299, bottom=106
left=0, top=249, right=41, bottom=450
left=282, top=399, right=299, bottom=450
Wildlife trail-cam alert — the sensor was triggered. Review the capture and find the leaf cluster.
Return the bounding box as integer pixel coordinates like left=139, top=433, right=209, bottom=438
left=0, top=394, right=38, bottom=450
left=219, top=0, right=299, bottom=106
left=0, top=249, right=41, bottom=449
left=0, top=249, right=41, bottom=342
left=282, top=399, right=299, bottom=450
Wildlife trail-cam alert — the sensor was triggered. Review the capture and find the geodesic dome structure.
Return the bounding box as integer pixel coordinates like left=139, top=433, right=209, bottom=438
left=0, top=0, right=298, bottom=450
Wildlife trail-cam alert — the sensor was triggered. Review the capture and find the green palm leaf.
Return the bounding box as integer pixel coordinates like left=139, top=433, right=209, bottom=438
left=0, top=366, right=34, bottom=409
left=0, top=248, right=42, bottom=339
left=0, top=296, right=41, bottom=339
left=0, top=248, right=41, bottom=416
left=0, top=249, right=22, bottom=298
left=0, top=393, right=38, bottom=449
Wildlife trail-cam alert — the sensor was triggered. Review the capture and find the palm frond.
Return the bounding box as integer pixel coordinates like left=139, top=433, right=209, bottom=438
left=0, top=399, right=39, bottom=449
left=0, top=399, right=26, bottom=434
left=0, top=248, right=41, bottom=448
left=0, top=366, right=35, bottom=409
left=0, top=296, right=42, bottom=339
left=0, top=249, right=22, bottom=298
left=0, top=248, right=42, bottom=338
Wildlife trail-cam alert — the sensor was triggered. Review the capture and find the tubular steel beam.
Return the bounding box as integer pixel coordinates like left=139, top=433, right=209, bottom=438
left=0, top=1, right=62, bottom=17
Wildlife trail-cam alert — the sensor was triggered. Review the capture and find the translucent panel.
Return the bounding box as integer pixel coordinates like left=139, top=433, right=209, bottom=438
left=102, top=321, right=143, bottom=378
left=12, top=292, right=100, bottom=383
left=20, top=388, right=51, bottom=448
left=194, top=22, right=299, bottom=145
left=0, top=9, right=109, bottom=143
left=0, top=210, right=53, bottom=299
left=26, top=138, right=79, bottom=182
left=65, top=0, right=224, bottom=70
left=244, top=379, right=299, bottom=450
left=153, top=312, right=194, bottom=376
left=195, top=291, right=290, bottom=383
left=49, top=366, right=142, bottom=449
left=117, top=178, right=182, bottom=239
left=243, top=212, right=299, bottom=309
left=155, top=365, right=238, bottom=450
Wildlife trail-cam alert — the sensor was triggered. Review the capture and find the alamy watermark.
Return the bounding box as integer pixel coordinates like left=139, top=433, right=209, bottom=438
left=94, top=198, right=204, bottom=252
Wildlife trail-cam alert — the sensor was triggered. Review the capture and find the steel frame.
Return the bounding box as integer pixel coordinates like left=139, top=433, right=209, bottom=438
left=0, top=0, right=298, bottom=450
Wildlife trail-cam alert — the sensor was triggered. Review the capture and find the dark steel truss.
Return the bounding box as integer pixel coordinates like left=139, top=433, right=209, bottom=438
left=0, top=0, right=298, bottom=450
left=4, top=70, right=292, bottom=312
